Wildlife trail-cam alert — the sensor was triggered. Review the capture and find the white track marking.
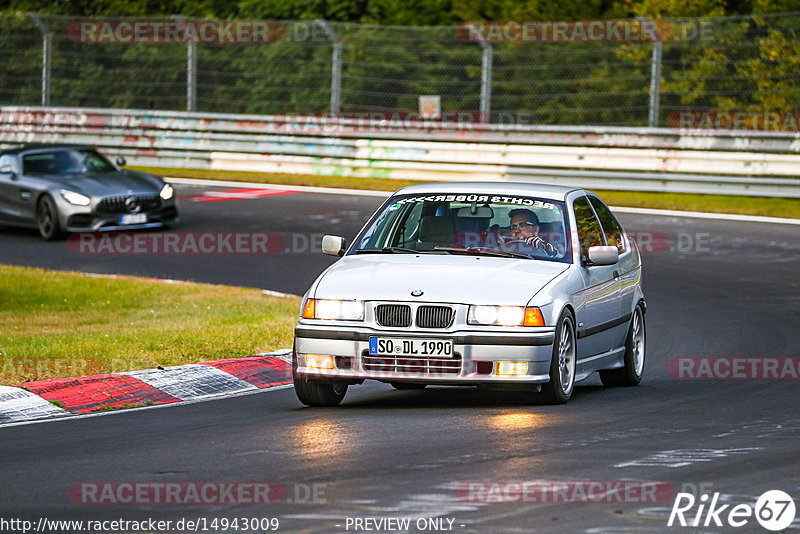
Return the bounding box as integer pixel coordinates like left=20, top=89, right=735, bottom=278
left=615, top=447, right=762, bottom=468
left=167, top=177, right=800, bottom=225
left=123, top=364, right=257, bottom=401
left=166, top=177, right=390, bottom=197
left=612, top=206, right=800, bottom=225
left=0, top=385, right=68, bottom=423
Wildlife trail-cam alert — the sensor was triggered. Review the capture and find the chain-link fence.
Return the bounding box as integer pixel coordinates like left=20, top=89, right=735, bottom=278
left=2, top=13, right=800, bottom=127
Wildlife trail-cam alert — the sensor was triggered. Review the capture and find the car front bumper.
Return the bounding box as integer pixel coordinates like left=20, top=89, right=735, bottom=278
left=61, top=204, right=179, bottom=233
left=294, top=324, right=556, bottom=385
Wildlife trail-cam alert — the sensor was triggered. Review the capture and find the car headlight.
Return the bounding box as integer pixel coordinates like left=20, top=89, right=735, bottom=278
left=301, top=299, right=364, bottom=321
left=60, top=189, right=90, bottom=206
left=468, top=305, right=545, bottom=327
left=160, top=183, right=174, bottom=200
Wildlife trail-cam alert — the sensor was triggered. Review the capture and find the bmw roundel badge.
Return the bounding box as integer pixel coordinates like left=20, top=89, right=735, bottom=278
left=411, top=290, right=424, bottom=297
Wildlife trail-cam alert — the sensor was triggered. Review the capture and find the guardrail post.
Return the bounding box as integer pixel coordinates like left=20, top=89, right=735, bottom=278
left=187, top=40, right=197, bottom=111
left=314, top=19, right=342, bottom=116
left=479, top=41, right=493, bottom=123
left=468, top=23, right=493, bottom=123
left=28, top=13, right=51, bottom=106
left=648, top=40, right=662, bottom=127
left=470, top=23, right=494, bottom=123
left=173, top=15, right=197, bottom=112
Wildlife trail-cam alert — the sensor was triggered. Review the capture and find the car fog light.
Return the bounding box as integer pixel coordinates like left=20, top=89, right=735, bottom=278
left=305, top=354, right=335, bottom=370
left=495, top=361, right=528, bottom=376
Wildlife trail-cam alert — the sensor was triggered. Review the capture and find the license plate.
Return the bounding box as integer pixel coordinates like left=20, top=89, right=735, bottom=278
left=120, top=213, right=147, bottom=225
left=369, top=337, right=453, bottom=357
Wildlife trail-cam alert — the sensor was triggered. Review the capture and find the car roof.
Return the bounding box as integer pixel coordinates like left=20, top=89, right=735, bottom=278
left=394, top=181, right=581, bottom=201
left=0, top=144, right=98, bottom=156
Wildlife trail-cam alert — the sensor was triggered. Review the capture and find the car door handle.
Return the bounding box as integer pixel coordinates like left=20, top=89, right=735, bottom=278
left=613, top=270, right=620, bottom=279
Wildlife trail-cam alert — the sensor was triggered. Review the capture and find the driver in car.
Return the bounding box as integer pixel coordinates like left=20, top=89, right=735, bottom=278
left=508, top=208, right=558, bottom=257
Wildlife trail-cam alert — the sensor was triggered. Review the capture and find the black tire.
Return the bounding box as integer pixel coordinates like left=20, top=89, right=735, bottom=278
left=600, top=304, right=646, bottom=387
left=37, top=195, right=65, bottom=241
left=533, top=310, right=577, bottom=405
left=390, top=382, right=427, bottom=390
left=292, top=346, right=348, bottom=407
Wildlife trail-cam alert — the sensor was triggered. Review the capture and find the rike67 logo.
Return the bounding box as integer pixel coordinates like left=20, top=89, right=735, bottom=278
left=668, top=490, right=796, bottom=531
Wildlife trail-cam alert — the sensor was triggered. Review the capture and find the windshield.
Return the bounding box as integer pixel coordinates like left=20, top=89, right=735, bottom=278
left=353, top=193, right=571, bottom=263
left=22, top=149, right=116, bottom=175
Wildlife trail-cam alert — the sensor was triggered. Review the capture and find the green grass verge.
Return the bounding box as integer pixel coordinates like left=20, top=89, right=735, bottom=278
left=0, top=265, right=300, bottom=385
left=132, top=166, right=800, bottom=219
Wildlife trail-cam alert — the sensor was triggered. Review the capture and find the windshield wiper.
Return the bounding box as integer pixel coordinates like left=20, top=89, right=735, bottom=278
left=355, top=247, right=427, bottom=254
left=433, top=246, right=530, bottom=259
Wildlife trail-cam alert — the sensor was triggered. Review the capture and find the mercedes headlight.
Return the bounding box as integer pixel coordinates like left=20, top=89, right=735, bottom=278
left=60, top=189, right=90, bottom=206
left=160, top=183, right=174, bottom=200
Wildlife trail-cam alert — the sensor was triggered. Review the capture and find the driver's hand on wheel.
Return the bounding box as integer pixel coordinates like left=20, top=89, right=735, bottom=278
left=525, top=235, right=558, bottom=257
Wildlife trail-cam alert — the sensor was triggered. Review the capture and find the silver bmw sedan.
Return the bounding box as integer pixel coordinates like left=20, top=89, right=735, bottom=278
left=293, top=182, right=646, bottom=406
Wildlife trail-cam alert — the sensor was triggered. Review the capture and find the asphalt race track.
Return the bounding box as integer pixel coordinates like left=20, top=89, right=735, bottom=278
left=0, top=183, right=386, bottom=295
left=1, top=182, right=799, bottom=533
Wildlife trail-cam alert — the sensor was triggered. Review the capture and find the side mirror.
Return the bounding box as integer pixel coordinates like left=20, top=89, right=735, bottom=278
left=321, top=235, right=347, bottom=257
left=0, top=165, right=16, bottom=180
left=587, top=245, right=619, bottom=266
left=116, top=156, right=126, bottom=168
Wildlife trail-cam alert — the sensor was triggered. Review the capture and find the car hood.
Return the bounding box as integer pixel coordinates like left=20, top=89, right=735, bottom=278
left=33, top=170, right=163, bottom=197
left=313, top=254, right=569, bottom=305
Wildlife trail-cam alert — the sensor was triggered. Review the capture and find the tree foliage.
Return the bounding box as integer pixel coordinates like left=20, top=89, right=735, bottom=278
left=2, top=0, right=789, bottom=21
left=2, top=1, right=800, bottom=127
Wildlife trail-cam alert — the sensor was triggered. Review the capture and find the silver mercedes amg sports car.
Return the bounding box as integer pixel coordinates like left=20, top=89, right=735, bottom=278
left=293, top=182, right=646, bottom=406
left=0, top=144, right=178, bottom=240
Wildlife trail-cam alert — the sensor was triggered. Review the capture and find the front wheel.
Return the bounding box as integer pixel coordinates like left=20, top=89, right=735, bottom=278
left=37, top=195, right=65, bottom=241
left=293, top=379, right=348, bottom=407
left=292, top=348, right=348, bottom=406
left=533, top=310, right=576, bottom=404
left=600, top=303, right=645, bottom=387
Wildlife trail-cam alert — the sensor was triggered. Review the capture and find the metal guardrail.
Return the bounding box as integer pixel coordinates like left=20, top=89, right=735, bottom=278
left=2, top=106, right=800, bottom=197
